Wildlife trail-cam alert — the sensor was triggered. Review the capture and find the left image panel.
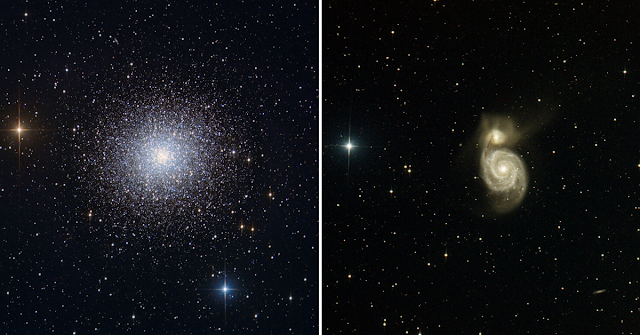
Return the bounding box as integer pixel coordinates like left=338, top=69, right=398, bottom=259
left=0, top=1, right=318, bottom=333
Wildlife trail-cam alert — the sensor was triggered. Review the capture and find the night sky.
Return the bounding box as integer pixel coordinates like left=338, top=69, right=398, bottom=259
left=324, top=1, right=639, bottom=334
left=1, top=0, right=317, bottom=333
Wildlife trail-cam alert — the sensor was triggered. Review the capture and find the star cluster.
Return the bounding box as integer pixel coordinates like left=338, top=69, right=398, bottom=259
left=72, top=79, right=249, bottom=240
left=1, top=0, right=318, bottom=333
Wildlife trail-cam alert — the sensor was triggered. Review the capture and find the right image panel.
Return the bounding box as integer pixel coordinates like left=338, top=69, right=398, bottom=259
left=323, top=1, right=639, bottom=333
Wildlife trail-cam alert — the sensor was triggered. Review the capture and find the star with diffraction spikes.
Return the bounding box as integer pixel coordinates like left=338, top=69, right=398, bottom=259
left=206, top=257, right=245, bottom=334
left=1, top=114, right=50, bottom=213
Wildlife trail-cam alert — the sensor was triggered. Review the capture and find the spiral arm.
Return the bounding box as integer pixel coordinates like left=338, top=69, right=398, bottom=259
left=479, top=131, right=528, bottom=212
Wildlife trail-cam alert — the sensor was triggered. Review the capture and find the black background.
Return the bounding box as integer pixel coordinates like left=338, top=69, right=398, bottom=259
left=0, top=0, right=317, bottom=333
left=324, top=1, right=639, bottom=333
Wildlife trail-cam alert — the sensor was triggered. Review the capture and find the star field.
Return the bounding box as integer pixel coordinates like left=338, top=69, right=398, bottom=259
left=324, top=1, right=639, bottom=334
left=1, top=0, right=318, bottom=333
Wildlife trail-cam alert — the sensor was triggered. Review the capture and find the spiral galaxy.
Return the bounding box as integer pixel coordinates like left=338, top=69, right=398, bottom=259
left=478, top=118, right=528, bottom=213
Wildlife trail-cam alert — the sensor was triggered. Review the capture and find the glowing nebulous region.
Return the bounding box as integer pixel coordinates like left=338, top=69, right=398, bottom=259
left=478, top=116, right=528, bottom=213
left=488, top=129, right=506, bottom=145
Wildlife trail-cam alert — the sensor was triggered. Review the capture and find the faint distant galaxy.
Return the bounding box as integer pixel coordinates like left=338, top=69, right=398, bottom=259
left=69, top=72, right=253, bottom=241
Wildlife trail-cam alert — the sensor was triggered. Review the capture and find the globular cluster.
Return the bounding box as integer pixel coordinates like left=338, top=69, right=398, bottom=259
left=1, top=0, right=318, bottom=333
left=72, top=78, right=250, bottom=241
